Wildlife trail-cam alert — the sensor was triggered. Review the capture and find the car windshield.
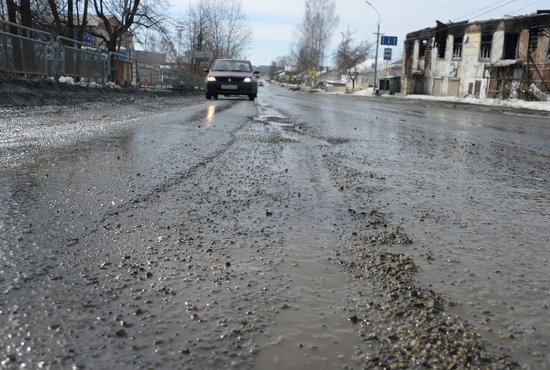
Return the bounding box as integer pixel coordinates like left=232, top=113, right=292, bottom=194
left=211, top=60, right=252, bottom=72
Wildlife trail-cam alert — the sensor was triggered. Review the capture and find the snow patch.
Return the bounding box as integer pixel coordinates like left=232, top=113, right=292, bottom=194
left=399, top=94, right=550, bottom=112
left=59, top=76, right=74, bottom=85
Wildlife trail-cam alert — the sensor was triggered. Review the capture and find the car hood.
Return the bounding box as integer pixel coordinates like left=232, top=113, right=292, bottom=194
left=207, top=71, right=253, bottom=78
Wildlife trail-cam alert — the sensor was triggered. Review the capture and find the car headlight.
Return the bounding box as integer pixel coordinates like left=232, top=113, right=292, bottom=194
left=207, top=76, right=216, bottom=82
left=243, top=77, right=252, bottom=83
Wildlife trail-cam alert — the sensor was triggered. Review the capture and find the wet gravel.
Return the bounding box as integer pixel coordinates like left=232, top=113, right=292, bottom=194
left=333, top=208, right=517, bottom=369
left=1, top=82, right=548, bottom=369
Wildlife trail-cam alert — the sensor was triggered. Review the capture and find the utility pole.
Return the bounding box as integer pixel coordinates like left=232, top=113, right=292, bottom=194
left=364, top=0, right=380, bottom=93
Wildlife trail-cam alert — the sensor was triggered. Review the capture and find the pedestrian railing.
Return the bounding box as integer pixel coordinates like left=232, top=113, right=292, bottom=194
left=0, top=18, right=204, bottom=90
left=57, top=35, right=110, bottom=84
left=1, top=20, right=54, bottom=76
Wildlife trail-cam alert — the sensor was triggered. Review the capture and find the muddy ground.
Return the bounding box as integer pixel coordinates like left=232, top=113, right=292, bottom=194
left=0, top=70, right=196, bottom=107
left=0, top=77, right=548, bottom=369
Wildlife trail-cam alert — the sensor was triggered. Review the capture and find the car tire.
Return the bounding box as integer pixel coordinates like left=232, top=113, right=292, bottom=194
left=206, top=93, right=212, bottom=100
left=213, top=94, right=219, bottom=99
left=248, top=95, right=255, bottom=101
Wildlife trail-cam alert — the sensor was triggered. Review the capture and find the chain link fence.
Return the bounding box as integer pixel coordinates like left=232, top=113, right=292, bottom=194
left=1, top=18, right=204, bottom=90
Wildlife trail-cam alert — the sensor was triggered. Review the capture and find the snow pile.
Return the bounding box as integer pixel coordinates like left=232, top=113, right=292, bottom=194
left=348, top=86, right=550, bottom=112
left=400, top=94, right=550, bottom=112
left=353, top=88, right=376, bottom=96
left=58, top=76, right=74, bottom=84
left=85, top=81, right=102, bottom=88
left=529, top=84, right=550, bottom=102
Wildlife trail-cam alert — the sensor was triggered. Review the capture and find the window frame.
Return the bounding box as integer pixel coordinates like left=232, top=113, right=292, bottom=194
left=503, top=32, right=519, bottom=60
left=452, top=35, right=463, bottom=60
left=479, top=33, right=492, bottom=61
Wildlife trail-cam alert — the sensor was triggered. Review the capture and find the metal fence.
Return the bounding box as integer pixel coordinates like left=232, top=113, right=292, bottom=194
left=1, top=18, right=204, bottom=89
left=137, top=61, right=161, bottom=87
left=58, top=36, right=109, bottom=84
left=1, top=20, right=54, bottom=76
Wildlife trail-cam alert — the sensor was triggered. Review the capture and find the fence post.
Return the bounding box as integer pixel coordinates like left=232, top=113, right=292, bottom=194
left=135, top=60, right=140, bottom=86
left=51, top=38, right=60, bottom=79
left=103, top=53, right=110, bottom=84
left=43, top=42, right=50, bottom=77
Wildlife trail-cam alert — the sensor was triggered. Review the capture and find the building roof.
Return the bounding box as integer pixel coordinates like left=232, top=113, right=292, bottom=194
left=406, top=11, right=550, bottom=40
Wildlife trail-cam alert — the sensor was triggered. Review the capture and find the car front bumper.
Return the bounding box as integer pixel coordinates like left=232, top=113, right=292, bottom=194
left=206, top=82, right=256, bottom=96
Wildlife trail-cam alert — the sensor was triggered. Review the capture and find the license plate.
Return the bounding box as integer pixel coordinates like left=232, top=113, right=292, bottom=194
left=221, top=85, right=238, bottom=90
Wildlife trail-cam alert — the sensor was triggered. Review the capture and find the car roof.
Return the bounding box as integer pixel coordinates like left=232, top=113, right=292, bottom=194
left=214, top=59, right=250, bottom=63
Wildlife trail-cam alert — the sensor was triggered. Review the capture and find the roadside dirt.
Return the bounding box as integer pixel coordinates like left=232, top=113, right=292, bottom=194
left=0, top=70, right=200, bottom=107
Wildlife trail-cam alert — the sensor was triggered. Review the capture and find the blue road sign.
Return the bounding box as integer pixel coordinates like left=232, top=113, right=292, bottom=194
left=381, top=36, right=398, bottom=46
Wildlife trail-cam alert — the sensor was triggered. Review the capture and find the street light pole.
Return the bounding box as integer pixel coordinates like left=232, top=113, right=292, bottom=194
left=364, top=0, right=380, bottom=93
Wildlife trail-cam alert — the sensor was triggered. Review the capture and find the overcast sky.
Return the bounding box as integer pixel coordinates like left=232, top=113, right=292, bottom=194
left=170, top=0, right=547, bottom=66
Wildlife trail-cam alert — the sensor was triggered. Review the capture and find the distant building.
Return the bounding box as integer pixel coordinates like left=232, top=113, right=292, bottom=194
left=84, top=14, right=134, bottom=51
left=402, top=10, right=550, bottom=100
left=378, top=59, right=402, bottom=94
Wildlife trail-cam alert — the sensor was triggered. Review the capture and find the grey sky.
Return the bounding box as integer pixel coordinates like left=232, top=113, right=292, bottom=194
left=171, top=0, right=547, bottom=65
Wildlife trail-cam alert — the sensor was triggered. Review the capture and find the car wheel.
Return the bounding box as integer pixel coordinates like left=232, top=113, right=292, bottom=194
left=213, top=94, right=219, bottom=99
left=248, top=95, right=255, bottom=101
left=206, top=93, right=212, bottom=100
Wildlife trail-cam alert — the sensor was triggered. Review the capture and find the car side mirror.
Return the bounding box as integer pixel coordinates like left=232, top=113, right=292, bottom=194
left=204, top=69, right=209, bottom=73
left=254, top=71, right=260, bottom=75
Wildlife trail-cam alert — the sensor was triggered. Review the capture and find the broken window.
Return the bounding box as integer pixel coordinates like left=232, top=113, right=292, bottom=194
left=503, top=32, right=519, bottom=59
left=452, top=35, right=463, bottom=59
left=435, top=21, right=448, bottom=59
left=405, top=41, right=414, bottom=70
left=480, top=33, right=492, bottom=60
left=528, top=28, right=542, bottom=51
left=437, top=38, right=446, bottom=59
left=419, top=39, right=428, bottom=58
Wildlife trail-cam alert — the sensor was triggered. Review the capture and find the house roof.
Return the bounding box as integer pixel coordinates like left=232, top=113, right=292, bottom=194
left=85, top=14, right=121, bottom=28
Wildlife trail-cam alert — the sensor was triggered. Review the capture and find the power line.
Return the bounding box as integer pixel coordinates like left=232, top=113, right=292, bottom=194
left=456, top=0, right=508, bottom=19
left=452, top=0, right=519, bottom=22
left=509, top=0, right=542, bottom=15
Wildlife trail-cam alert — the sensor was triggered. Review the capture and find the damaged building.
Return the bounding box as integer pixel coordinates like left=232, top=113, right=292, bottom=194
left=402, top=10, right=550, bottom=100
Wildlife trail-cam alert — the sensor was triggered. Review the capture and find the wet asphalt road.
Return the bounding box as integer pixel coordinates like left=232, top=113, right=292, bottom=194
left=0, top=84, right=549, bottom=369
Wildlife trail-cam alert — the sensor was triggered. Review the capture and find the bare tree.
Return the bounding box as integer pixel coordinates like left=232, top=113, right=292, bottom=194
left=1, top=0, right=32, bottom=26
left=0, top=1, right=6, bottom=19
left=208, top=0, right=251, bottom=58
left=180, top=0, right=252, bottom=66
left=334, top=27, right=370, bottom=90
left=294, top=0, right=338, bottom=73
left=91, top=0, right=168, bottom=53
left=180, top=0, right=209, bottom=52
left=3, top=0, right=35, bottom=70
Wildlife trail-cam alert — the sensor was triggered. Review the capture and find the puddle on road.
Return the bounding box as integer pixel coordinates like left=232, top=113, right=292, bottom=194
left=253, top=230, right=360, bottom=370
left=252, top=104, right=362, bottom=369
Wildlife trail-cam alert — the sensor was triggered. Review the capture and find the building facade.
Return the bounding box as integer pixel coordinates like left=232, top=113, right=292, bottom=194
left=403, top=11, right=550, bottom=100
